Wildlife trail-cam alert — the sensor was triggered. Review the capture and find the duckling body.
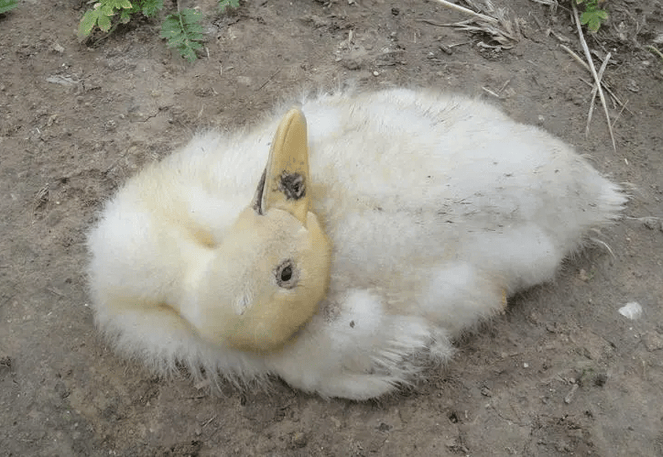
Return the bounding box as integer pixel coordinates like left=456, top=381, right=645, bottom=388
left=88, top=88, right=625, bottom=399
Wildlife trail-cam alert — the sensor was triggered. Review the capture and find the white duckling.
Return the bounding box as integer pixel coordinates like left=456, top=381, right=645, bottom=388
left=88, top=88, right=626, bottom=400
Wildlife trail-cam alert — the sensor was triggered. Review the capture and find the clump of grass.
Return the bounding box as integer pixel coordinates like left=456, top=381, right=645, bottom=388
left=78, top=0, right=240, bottom=62
left=0, top=0, right=19, bottom=15
left=576, top=0, right=608, bottom=33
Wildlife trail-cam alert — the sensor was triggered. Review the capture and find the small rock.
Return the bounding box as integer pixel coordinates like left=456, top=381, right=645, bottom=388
left=642, top=332, right=663, bottom=352
left=556, top=440, right=572, bottom=452
left=564, top=383, right=578, bottom=404
left=46, top=75, right=79, bottom=87
left=292, top=432, right=307, bottom=448
left=54, top=380, right=70, bottom=399
left=52, top=42, right=65, bottom=53
left=300, top=14, right=330, bottom=28
left=594, top=373, right=608, bottom=386
left=640, top=216, right=661, bottom=230
left=439, top=44, right=453, bottom=55
left=341, top=57, right=362, bottom=70
left=0, top=355, right=11, bottom=372
left=330, top=416, right=342, bottom=429
left=626, top=79, right=640, bottom=93
left=104, top=120, right=117, bottom=132
left=237, top=76, right=252, bottom=86
left=618, top=302, right=642, bottom=320
left=377, top=422, right=391, bottom=432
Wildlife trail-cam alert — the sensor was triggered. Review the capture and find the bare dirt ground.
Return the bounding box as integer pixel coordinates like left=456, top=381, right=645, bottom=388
left=1, top=0, right=662, bottom=455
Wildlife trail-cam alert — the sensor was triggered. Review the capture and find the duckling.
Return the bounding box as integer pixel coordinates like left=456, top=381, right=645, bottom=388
left=88, top=88, right=626, bottom=400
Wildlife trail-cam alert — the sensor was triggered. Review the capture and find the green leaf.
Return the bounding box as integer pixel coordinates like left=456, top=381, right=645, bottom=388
left=580, top=8, right=608, bottom=33
left=218, top=0, right=239, bottom=13
left=78, top=0, right=127, bottom=38
left=161, top=9, right=205, bottom=62
left=138, top=0, right=164, bottom=17
left=98, top=11, right=113, bottom=32
left=105, top=0, right=132, bottom=9
left=119, top=8, right=132, bottom=23
left=78, top=8, right=101, bottom=38
left=0, top=0, right=19, bottom=15
left=100, top=3, right=117, bottom=16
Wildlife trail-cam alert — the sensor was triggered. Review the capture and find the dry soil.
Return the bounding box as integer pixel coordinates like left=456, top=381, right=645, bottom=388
left=1, top=0, right=662, bottom=456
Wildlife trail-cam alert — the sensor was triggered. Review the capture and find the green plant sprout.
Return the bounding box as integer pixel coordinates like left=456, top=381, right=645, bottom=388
left=78, top=0, right=164, bottom=37
left=160, top=8, right=204, bottom=63
left=78, top=0, right=240, bottom=61
left=218, top=0, right=239, bottom=13
left=0, top=0, right=19, bottom=15
left=576, top=0, right=608, bottom=33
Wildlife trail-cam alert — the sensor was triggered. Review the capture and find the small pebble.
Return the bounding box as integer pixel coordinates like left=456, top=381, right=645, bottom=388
left=619, top=302, right=642, bottom=320
left=642, top=332, right=663, bottom=352
left=292, top=431, right=307, bottom=448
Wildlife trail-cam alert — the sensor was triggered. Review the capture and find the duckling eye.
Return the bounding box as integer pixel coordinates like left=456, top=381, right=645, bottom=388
left=275, top=260, right=297, bottom=289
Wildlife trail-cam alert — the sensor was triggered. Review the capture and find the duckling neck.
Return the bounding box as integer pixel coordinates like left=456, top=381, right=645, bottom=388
left=174, top=243, right=219, bottom=333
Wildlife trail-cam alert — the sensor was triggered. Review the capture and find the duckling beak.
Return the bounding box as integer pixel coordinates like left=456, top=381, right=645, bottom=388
left=251, top=108, right=311, bottom=225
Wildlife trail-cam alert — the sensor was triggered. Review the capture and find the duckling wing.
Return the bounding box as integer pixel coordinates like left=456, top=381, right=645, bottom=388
left=304, top=88, right=624, bottom=295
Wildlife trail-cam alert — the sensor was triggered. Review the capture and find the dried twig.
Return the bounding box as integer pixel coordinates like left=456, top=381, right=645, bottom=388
left=589, top=237, right=616, bottom=258
left=571, top=3, right=616, bottom=151
left=481, top=86, right=501, bottom=98
left=560, top=44, right=587, bottom=68
left=529, top=0, right=558, bottom=7
left=586, top=52, right=611, bottom=137
left=432, top=0, right=499, bottom=24
left=257, top=67, right=282, bottom=91
left=560, top=45, right=626, bottom=109
left=611, top=99, right=629, bottom=129
left=430, top=0, right=520, bottom=47
left=647, top=45, right=663, bottom=61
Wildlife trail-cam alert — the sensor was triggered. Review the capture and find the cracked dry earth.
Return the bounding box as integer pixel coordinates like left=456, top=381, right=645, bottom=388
left=1, top=0, right=663, bottom=455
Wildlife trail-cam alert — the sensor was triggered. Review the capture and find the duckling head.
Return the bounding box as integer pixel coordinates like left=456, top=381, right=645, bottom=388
left=191, top=109, right=332, bottom=353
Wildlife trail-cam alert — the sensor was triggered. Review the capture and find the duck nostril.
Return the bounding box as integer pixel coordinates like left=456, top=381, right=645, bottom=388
left=279, top=172, right=306, bottom=200
left=281, top=265, right=293, bottom=282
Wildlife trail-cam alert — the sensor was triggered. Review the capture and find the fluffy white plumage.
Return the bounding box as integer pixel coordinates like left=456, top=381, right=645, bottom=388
left=88, top=88, right=626, bottom=399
